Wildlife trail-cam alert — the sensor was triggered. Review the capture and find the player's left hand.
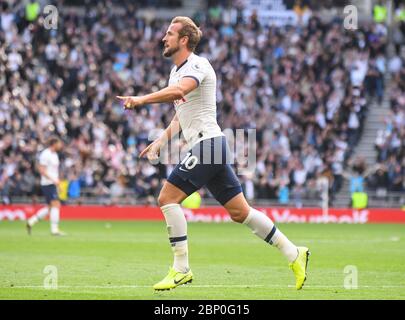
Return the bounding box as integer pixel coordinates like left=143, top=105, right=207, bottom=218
left=116, top=96, right=144, bottom=109
left=140, top=139, right=162, bottom=161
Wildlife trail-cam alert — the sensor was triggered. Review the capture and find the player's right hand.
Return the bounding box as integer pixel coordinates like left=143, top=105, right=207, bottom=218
left=116, top=96, right=145, bottom=109
left=140, top=140, right=162, bottom=161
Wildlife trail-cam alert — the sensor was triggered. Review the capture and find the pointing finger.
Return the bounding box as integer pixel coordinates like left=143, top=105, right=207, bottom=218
left=139, top=145, right=152, bottom=157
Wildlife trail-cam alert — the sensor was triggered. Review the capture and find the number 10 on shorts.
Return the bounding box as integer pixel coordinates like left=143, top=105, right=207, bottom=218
left=181, top=152, right=198, bottom=170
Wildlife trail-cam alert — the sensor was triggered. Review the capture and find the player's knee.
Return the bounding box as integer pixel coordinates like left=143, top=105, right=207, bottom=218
left=157, top=192, right=178, bottom=207
left=50, top=200, right=60, bottom=208
left=157, top=193, right=167, bottom=207
left=227, top=207, right=248, bottom=223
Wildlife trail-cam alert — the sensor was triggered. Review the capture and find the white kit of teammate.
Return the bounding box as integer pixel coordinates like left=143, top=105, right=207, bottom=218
left=26, top=137, right=64, bottom=236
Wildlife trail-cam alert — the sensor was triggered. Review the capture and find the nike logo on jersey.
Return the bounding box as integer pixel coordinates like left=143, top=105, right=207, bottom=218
left=179, top=167, right=189, bottom=172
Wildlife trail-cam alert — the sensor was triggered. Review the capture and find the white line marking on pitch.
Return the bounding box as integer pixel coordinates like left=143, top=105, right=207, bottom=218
left=4, top=285, right=405, bottom=289
left=5, top=285, right=264, bottom=289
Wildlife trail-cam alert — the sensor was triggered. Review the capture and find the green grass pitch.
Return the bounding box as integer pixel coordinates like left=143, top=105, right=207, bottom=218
left=0, top=220, right=404, bottom=299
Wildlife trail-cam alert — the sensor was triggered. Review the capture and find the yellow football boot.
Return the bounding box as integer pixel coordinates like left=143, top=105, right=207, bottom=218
left=153, top=267, right=193, bottom=291
left=289, top=247, right=310, bottom=290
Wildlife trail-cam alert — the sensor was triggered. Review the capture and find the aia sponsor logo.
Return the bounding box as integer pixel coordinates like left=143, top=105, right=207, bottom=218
left=173, top=97, right=187, bottom=107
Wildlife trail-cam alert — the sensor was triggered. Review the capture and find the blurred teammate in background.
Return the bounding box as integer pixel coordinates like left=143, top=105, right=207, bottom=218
left=26, top=137, right=65, bottom=236
left=117, top=16, right=310, bottom=291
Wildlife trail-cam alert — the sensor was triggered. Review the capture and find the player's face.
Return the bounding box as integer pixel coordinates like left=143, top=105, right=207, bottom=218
left=53, top=141, right=63, bottom=152
left=162, top=23, right=182, bottom=58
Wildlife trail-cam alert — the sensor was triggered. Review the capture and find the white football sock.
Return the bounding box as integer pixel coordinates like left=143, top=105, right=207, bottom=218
left=161, top=203, right=189, bottom=273
left=243, top=207, right=298, bottom=263
left=28, top=206, right=49, bottom=226
left=50, top=207, right=60, bottom=234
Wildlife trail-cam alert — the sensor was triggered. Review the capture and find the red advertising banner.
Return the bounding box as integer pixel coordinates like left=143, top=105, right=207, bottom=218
left=1, top=205, right=405, bottom=224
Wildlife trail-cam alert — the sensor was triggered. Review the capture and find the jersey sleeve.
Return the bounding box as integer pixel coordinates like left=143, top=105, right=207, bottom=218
left=182, top=60, right=208, bottom=87
left=39, top=151, right=48, bottom=166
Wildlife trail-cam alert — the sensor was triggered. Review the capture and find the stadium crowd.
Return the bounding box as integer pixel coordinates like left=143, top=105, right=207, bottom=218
left=369, top=49, right=405, bottom=198
left=0, top=0, right=400, bottom=206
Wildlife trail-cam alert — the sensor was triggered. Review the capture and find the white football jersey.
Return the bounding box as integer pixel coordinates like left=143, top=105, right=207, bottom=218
left=38, top=148, right=59, bottom=186
left=168, top=53, right=224, bottom=148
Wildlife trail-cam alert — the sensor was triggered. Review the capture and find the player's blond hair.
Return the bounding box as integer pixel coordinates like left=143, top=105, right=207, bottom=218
left=47, top=136, right=61, bottom=146
left=171, top=16, right=202, bottom=51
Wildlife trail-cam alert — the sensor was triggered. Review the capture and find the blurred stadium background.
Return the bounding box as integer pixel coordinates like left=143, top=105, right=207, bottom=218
left=0, top=0, right=404, bottom=212
left=1, top=0, right=405, bottom=301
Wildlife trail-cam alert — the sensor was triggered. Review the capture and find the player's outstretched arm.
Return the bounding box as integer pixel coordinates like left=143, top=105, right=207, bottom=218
left=116, top=77, right=198, bottom=109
